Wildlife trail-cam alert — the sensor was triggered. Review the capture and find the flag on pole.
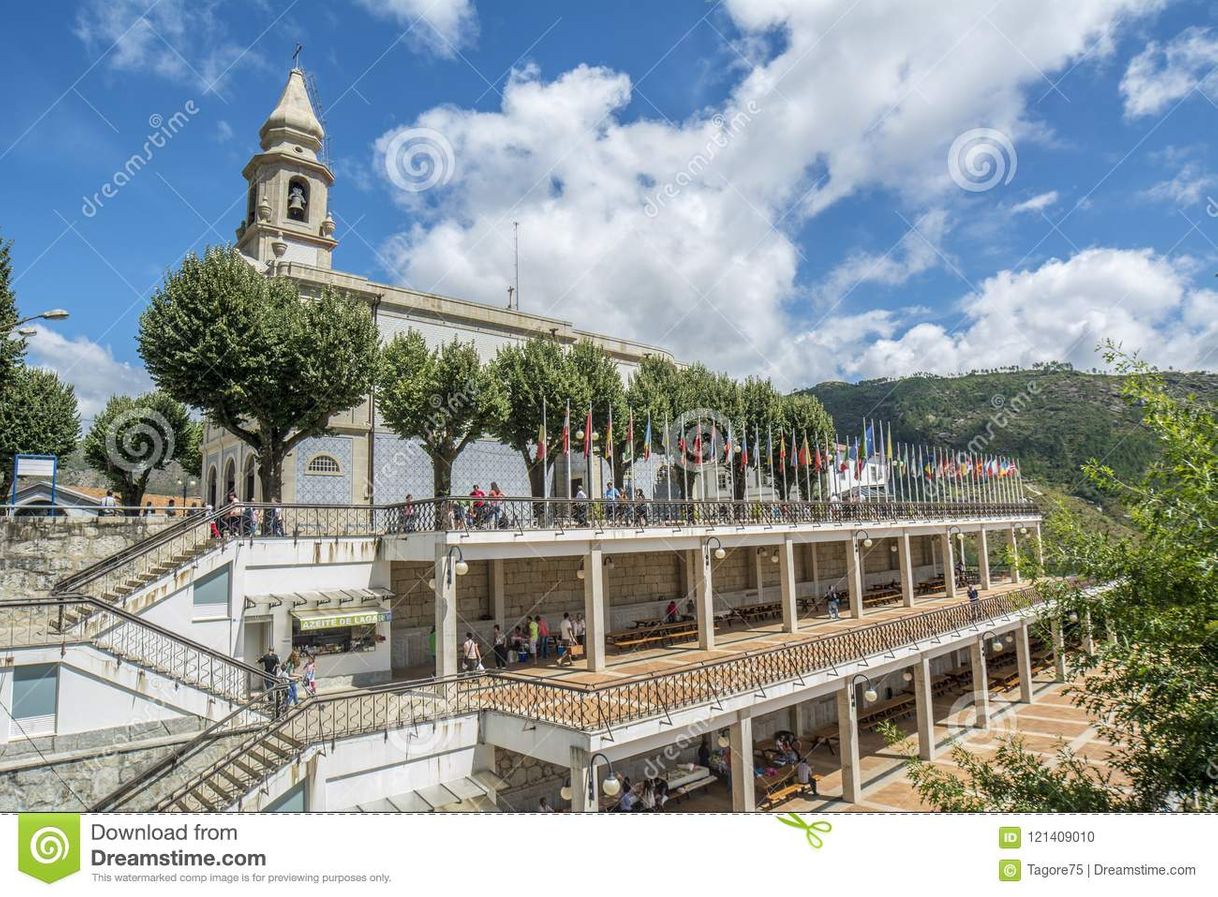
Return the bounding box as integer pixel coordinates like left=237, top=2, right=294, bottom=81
left=643, top=413, right=652, bottom=461
left=779, top=429, right=787, bottom=465
left=604, top=407, right=614, bottom=461
left=800, top=433, right=811, bottom=468
left=740, top=427, right=749, bottom=467
left=584, top=407, right=593, bottom=458
left=537, top=412, right=546, bottom=461
left=790, top=431, right=798, bottom=468
left=562, top=404, right=570, bottom=455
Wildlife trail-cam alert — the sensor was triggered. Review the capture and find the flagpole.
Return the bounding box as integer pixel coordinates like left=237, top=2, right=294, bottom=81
left=565, top=401, right=572, bottom=501
left=542, top=397, right=548, bottom=502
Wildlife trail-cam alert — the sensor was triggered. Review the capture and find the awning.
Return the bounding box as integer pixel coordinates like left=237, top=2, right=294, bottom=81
left=248, top=587, right=392, bottom=631
left=348, top=776, right=501, bottom=813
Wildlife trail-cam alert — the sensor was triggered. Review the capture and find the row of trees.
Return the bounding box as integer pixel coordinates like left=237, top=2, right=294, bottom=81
left=138, top=247, right=835, bottom=502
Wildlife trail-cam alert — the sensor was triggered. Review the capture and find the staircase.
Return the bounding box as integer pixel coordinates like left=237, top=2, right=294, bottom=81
left=163, top=728, right=305, bottom=812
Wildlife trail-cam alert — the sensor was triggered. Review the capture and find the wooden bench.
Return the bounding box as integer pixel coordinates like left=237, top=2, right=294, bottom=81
left=758, top=779, right=818, bottom=810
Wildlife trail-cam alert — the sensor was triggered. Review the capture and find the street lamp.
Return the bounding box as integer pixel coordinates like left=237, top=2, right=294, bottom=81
left=855, top=529, right=872, bottom=549
left=560, top=752, right=620, bottom=806
left=704, top=536, right=726, bottom=561
left=6, top=309, right=69, bottom=333
left=851, top=673, right=878, bottom=704
left=981, top=628, right=1005, bottom=652
left=446, top=546, right=468, bottom=585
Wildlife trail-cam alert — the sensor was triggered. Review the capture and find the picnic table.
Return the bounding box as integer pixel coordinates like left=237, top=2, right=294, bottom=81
left=730, top=601, right=784, bottom=625
left=606, top=619, right=705, bottom=652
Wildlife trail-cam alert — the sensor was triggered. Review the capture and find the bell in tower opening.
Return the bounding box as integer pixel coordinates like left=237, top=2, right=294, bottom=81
left=287, top=178, right=308, bottom=221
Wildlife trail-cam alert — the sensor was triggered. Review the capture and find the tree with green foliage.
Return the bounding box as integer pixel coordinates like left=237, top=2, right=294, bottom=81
left=778, top=391, right=834, bottom=498
left=138, top=247, right=380, bottom=502
left=891, top=348, right=1218, bottom=812
left=83, top=391, right=200, bottom=511
left=0, top=236, right=27, bottom=400
left=377, top=330, right=508, bottom=499
left=0, top=365, right=79, bottom=499
left=567, top=340, right=627, bottom=488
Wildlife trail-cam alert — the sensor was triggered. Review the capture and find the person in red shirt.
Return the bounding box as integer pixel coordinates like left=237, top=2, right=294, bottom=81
left=469, top=484, right=486, bottom=526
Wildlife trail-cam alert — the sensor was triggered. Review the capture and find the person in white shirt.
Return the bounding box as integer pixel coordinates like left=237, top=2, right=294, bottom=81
left=558, top=612, right=575, bottom=665
left=574, top=614, right=586, bottom=645
left=461, top=632, right=482, bottom=673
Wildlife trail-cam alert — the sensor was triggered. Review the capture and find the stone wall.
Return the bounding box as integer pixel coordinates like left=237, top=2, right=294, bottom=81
left=0, top=517, right=175, bottom=599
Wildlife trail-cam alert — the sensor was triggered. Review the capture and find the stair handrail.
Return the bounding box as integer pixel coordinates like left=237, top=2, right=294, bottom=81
left=0, top=594, right=269, bottom=703
left=52, top=504, right=234, bottom=599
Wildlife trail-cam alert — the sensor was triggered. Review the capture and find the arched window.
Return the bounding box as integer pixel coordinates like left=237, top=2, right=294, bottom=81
left=243, top=455, right=257, bottom=502
left=286, top=177, right=309, bottom=222
left=223, top=459, right=236, bottom=502
left=306, top=454, right=341, bottom=476
left=207, top=466, right=218, bottom=508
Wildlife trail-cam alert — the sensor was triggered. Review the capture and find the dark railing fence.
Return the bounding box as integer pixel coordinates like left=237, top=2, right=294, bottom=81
left=94, top=584, right=1048, bottom=812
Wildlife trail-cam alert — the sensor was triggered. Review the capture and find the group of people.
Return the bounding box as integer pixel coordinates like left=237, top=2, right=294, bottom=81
left=612, top=775, right=671, bottom=812
left=257, top=646, right=318, bottom=712
left=208, top=491, right=285, bottom=537
left=458, top=612, right=588, bottom=673
left=97, top=489, right=205, bottom=517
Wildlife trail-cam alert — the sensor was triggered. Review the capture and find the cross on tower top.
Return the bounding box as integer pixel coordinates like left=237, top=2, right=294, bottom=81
left=292, top=43, right=303, bottom=69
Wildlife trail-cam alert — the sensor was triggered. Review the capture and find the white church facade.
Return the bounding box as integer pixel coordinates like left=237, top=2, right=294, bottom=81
left=201, top=68, right=675, bottom=508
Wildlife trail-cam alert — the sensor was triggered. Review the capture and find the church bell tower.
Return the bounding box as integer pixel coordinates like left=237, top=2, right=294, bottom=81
left=236, top=67, right=338, bottom=271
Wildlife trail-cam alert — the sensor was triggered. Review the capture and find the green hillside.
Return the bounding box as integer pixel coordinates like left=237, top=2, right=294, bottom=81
left=805, top=364, right=1218, bottom=506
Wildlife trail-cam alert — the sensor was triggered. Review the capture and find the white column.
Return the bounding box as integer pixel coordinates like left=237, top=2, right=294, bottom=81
left=898, top=532, right=915, bottom=608
left=1015, top=622, right=1034, bottom=704
left=584, top=543, right=607, bottom=673
left=779, top=537, right=798, bottom=633
left=969, top=640, right=990, bottom=729
left=569, top=746, right=595, bottom=813
left=941, top=533, right=958, bottom=599
left=912, top=655, right=936, bottom=760
left=1008, top=525, right=1021, bottom=583
left=1081, top=608, right=1095, bottom=655
left=490, top=558, right=505, bottom=628
left=434, top=543, right=459, bottom=680
left=695, top=542, right=715, bottom=650
left=847, top=537, right=866, bottom=619
left=305, top=749, right=329, bottom=811
left=729, top=714, right=756, bottom=812
left=837, top=682, right=862, bottom=803
left=977, top=527, right=991, bottom=590
left=1051, top=617, right=1066, bottom=683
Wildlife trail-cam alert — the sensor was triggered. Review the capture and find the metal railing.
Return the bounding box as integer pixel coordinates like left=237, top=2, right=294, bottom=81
left=0, top=596, right=265, bottom=703
left=94, top=585, right=1047, bottom=812
left=99, top=674, right=489, bottom=812
left=478, top=586, right=1048, bottom=731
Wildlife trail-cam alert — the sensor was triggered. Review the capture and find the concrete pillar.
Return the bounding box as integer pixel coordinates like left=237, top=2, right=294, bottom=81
left=969, top=640, right=990, bottom=729
left=569, top=746, right=596, bottom=813
left=1015, top=622, right=1034, bottom=704
left=1051, top=618, right=1066, bottom=683
left=695, top=542, right=715, bottom=650
left=680, top=549, right=694, bottom=606
left=977, top=528, right=991, bottom=590
left=490, top=558, right=505, bottom=627
left=941, top=532, right=958, bottom=599
left=434, top=544, right=458, bottom=680
left=729, top=714, right=756, bottom=812
left=912, top=655, right=936, bottom=760
left=305, top=749, right=329, bottom=811
left=847, top=537, right=866, bottom=619
left=1081, top=608, right=1095, bottom=655
left=807, top=542, right=819, bottom=595
left=788, top=704, right=801, bottom=735
left=1008, top=526, right=1021, bottom=583
left=753, top=549, right=765, bottom=602
left=779, top=537, right=798, bottom=633
left=837, top=682, right=862, bottom=803
left=898, top=532, right=915, bottom=608
left=584, top=544, right=607, bottom=673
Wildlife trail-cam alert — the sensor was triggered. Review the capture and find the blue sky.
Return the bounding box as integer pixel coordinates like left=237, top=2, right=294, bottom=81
left=3, top=0, right=1218, bottom=419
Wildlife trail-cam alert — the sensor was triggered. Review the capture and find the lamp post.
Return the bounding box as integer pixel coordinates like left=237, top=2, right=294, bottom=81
left=854, top=529, right=872, bottom=549
left=704, top=535, right=726, bottom=562
left=850, top=673, right=878, bottom=704
left=559, top=751, right=621, bottom=807
left=4, top=309, right=69, bottom=334
left=980, top=628, right=1006, bottom=653
left=446, top=546, right=469, bottom=585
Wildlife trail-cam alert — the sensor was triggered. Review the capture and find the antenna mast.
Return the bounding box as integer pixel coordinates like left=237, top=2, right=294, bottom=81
left=513, top=221, right=520, bottom=310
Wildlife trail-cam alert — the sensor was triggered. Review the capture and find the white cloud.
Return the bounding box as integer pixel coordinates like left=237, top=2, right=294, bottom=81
left=73, top=0, right=260, bottom=90
left=812, top=209, right=950, bottom=308
left=1141, top=160, right=1217, bottom=207
left=1009, top=191, right=1060, bottom=214
left=821, top=248, right=1218, bottom=380
left=354, top=0, right=477, bottom=57
left=370, top=0, right=1171, bottom=387
left=1120, top=26, right=1218, bottom=117
left=24, top=325, right=153, bottom=425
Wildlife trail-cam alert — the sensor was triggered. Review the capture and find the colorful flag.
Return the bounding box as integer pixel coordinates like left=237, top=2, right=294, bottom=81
left=800, top=433, right=811, bottom=467
left=604, top=408, right=614, bottom=461
left=740, top=427, right=749, bottom=467
left=642, top=414, right=652, bottom=461
left=584, top=408, right=593, bottom=458
left=790, top=431, right=798, bottom=467
left=536, top=418, right=546, bottom=461
left=562, top=404, right=570, bottom=455
left=779, top=429, right=787, bottom=464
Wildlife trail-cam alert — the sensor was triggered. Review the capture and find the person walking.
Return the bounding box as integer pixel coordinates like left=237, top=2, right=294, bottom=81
left=302, top=654, right=317, bottom=698
left=99, top=489, right=117, bottom=517
left=827, top=591, right=841, bottom=621
left=575, top=613, right=586, bottom=646
left=258, top=646, right=280, bottom=693
left=558, top=612, right=574, bottom=665
left=461, top=632, right=482, bottom=673
left=492, top=625, right=508, bottom=669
